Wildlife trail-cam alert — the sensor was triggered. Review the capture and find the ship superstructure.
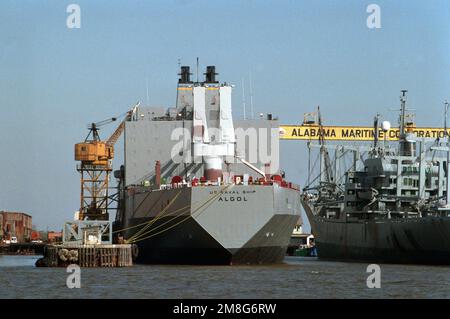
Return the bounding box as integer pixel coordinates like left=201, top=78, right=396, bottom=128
left=301, top=91, right=450, bottom=264
left=114, top=65, right=301, bottom=264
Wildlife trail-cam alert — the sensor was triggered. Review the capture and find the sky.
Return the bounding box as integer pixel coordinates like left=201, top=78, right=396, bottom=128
left=0, top=0, right=449, bottom=231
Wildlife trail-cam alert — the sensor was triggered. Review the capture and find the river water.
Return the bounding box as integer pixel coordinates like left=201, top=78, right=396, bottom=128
left=0, top=255, right=448, bottom=299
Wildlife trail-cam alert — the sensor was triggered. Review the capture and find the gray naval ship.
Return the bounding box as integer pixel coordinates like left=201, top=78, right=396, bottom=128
left=302, top=91, right=450, bottom=264
left=114, top=65, right=302, bottom=264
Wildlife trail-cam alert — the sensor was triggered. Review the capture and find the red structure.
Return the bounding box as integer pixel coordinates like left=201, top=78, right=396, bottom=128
left=0, top=211, right=32, bottom=243
left=47, top=231, right=63, bottom=243
left=30, top=231, right=41, bottom=241
left=155, top=160, right=161, bottom=188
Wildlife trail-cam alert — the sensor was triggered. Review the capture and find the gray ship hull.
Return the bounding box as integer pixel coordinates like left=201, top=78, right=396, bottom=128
left=302, top=201, right=450, bottom=264
left=120, top=184, right=301, bottom=265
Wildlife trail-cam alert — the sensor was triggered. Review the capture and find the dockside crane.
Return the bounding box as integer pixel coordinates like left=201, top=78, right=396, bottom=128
left=74, top=103, right=139, bottom=221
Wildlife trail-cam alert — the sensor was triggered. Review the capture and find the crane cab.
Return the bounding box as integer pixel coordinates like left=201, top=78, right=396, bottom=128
left=74, top=141, right=113, bottom=166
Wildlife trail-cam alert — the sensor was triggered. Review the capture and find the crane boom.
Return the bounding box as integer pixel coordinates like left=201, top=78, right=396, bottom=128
left=234, top=155, right=266, bottom=178
left=106, top=121, right=125, bottom=146
left=106, top=102, right=140, bottom=146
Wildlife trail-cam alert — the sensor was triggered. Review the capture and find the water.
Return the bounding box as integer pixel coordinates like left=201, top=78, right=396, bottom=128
left=0, top=255, right=448, bottom=298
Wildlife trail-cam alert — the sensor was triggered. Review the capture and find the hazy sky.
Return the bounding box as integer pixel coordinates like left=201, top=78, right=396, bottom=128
left=0, top=0, right=449, bottom=231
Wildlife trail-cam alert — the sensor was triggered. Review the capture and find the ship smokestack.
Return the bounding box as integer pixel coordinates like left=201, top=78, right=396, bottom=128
left=204, top=156, right=222, bottom=182
left=155, top=160, right=161, bottom=188
left=179, top=66, right=192, bottom=83
left=204, top=66, right=218, bottom=83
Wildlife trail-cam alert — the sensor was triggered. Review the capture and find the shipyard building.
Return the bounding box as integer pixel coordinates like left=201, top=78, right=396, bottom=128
left=0, top=211, right=32, bottom=243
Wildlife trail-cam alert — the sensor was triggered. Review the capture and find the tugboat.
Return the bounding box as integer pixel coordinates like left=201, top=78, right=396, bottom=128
left=301, top=91, right=450, bottom=265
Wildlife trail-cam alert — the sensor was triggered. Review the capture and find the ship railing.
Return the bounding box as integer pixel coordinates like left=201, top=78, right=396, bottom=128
left=159, top=182, right=191, bottom=190
left=189, top=179, right=301, bottom=190
left=129, top=179, right=300, bottom=191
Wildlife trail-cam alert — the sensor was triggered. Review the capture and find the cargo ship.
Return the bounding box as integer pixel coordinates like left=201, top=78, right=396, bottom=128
left=113, top=65, right=302, bottom=265
left=301, top=91, right=450, bottom=265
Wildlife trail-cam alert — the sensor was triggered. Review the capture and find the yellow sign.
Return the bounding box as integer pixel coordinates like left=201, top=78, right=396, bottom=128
left=279, top=125, right=450, bottom=141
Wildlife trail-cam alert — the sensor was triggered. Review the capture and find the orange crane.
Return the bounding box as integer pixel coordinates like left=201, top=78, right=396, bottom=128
left=74, top=103, right=139, bottom=220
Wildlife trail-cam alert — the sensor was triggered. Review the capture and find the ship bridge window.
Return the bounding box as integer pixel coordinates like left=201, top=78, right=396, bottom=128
left=402, top=166, right=419, bottom=173
left=389, top=177, right=397, bottom=184
left=407, top=178, right=416, bottom=186
left=403, top=178, right=419, bottom=187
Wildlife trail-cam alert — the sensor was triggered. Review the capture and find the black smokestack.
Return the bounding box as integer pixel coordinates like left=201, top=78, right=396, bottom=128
left=179, top=66, right=192, bottom=83
left=204, top=66, right=218, bottom=83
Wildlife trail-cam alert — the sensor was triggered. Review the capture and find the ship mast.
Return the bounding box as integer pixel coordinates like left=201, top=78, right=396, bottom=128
left=398, top=90, right=415, bottom=157
left=318, top=106, right=333, bottom=183
left=445, top=100, right=450, bottom=206
left=373, top=113, right=381, bottom=157
left=444, top=100, right=448, bottom=139
left=399, top=90, right=407, bottom=140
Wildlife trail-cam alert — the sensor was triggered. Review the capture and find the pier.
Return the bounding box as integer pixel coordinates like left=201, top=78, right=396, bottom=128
left=36, top=244, right=132, bottom=267
left=35, top=220, right=133, bottom=267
